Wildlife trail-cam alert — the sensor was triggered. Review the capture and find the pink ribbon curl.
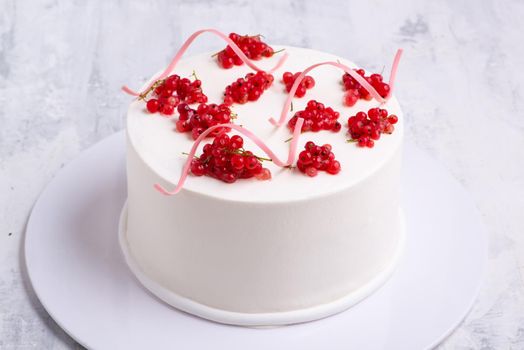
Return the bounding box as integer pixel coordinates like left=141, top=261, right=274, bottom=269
left=122, top=29, right=289, bottom=97
left=269, top=49, right=403, bottom=127
left=154, top=118, right=305, bottom=196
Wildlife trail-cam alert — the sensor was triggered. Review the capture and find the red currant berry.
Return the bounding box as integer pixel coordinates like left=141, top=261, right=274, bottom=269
left=342, top=69, right=391, bottom=101
left=231, top=154, right=245, bottom=170
left=327, top=160, right=341, bottom=175
left=161, top=104, right=174, bottom=115
left=287, top=100, right=341, bottom=133
left=245, top=156, right=258, bottom=170
left=146, top=99, right=159, bottom=113
left=190, top=160, right=205, bottom=176
left=188, top=134, right=270, bottom=184
left=223, top=71, right=274, bottom=105
left=216, top=33, right=275, bottom=69
left=305, top=166, right=318, bottom=177
left=282, top=71, right=315, bottom=97
left=255, top=168, right=272, bottom=181
left=296, top=141, right=340, bottom=177
left=388, top=115, right=398, bottom=124
left=230, top=135, right=244, bottom=149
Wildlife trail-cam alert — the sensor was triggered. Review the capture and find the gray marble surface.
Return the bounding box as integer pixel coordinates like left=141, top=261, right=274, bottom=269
left=1, top=0, right=523, bottom=349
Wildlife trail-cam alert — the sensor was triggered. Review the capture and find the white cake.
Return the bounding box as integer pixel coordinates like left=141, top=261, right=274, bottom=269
left=121, top=44, right=404, bottom=326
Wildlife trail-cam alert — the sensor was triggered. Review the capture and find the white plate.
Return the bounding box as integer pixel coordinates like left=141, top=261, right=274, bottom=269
left=25, top=131, right=487, bottom=350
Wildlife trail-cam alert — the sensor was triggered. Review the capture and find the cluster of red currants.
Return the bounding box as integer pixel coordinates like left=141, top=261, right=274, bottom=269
left=297, top=141, right=341, bottom=177
left=190, top=134, right=272, bottom=183
left=223, top=71, right=274, bottom=105
left=145, top=74, right=208, bottom=115
left=216, top=33, right=274, bottom=69
left=287, top=100, right=342, bottom=133
left=282, top=71, right=315, bottom=97
left=175, top=103, right=234, bottom=140
left=342, top=69, right=390, bottom=107
left=347, top=108, right=398, bottom=148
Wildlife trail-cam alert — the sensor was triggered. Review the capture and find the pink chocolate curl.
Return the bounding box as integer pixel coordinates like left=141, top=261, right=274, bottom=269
left=269, top=49, right=403, bottom=127
left=154, top=118, right=305, bottom=196
left=122, top=29, right=288, bottom=97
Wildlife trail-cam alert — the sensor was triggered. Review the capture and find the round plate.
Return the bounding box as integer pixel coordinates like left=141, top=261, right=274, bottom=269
left=25, top=131, right=487, bottom=350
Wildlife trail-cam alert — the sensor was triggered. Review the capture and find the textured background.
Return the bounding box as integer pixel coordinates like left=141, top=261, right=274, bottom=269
left=1, top=0, right=523, bottom=348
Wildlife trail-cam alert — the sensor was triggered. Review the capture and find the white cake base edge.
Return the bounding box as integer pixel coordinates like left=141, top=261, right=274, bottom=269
left=118, top=201, right=406, bottom=327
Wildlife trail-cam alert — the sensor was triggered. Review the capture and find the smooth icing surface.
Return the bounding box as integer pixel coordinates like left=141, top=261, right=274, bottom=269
left=123, top=45, right=404, bottom=325
left=127, top=46, right=403, bottom=202
left=119, top=204, right=406, bottom=326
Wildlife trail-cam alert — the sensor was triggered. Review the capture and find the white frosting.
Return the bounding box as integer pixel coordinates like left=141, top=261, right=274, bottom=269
left=123, top=46, right=404, bottom=325
left=127, top=46, right=403, bottom=202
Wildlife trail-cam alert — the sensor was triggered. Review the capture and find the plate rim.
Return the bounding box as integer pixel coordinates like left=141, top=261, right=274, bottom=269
left=24, top=131, right=488, bottom=350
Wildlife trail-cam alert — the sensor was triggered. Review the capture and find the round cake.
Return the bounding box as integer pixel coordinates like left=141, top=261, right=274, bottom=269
left=121, top=32, right=404, bottom=326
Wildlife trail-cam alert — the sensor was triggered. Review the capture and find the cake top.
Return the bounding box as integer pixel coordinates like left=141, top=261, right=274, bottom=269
left=126, top=30, right=403, bottom=203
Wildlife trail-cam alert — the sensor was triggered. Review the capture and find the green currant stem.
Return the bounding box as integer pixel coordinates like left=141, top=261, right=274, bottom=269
left=191, top=70, right=199, bottom=80
left=256, top=155, right=273, bottom=162
left=225, top=148, right=272, bottom=162
left=272, top=48, right=286, bottom=56
left=183, top=152, right=212, bottom=164
left=241, top=34, right=264, bottom=40
left=138, top=79, right=164, bottom=101
left=181, top=152, right=199, bottom=159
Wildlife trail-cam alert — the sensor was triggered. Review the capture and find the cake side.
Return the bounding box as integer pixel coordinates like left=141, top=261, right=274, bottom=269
left=125, top=131, right=403, bottom=313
